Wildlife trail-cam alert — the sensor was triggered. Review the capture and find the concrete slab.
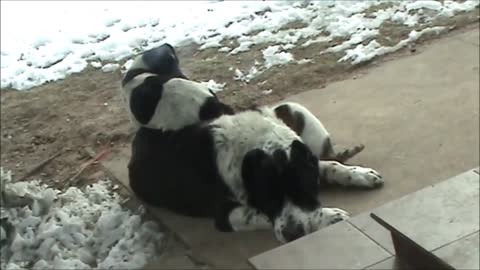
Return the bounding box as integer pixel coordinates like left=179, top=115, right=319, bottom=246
left=143, top=207, right=278, bottom=269
left=286, top=29, right=479, bottom=216
left=143, top=244, right=199, bottom=270
left=353, top=169, right=479, bottom=253
left=250, top=168, right=479, bottom=270
left=249, top=222, right=391, bottom=270
left=432, top=231, right=480, bottom=270
left=103, top=29, right=479, bottom=269
left=456, top=24, right=480, bottom=46
left=347, top=212, right=395, bottom=254
left=364, top=257, right=404, bottom=270
left=102, top=146, right=280, bottom=269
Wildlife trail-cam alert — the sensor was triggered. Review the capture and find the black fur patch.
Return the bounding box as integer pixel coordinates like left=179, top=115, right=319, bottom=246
left=214, top=199, right=241, bottom=232
left=282, top=215, right=305, bottom=242
left=122, top=43, right=187, bottom=86
left=129, top=124, right=230, bottom=217
left=199, top=97, right=235, bottom=121
left=122, top=68, right=150, bottom=86
left=241, top=141, right=321, bottom=220
left=283, top=140, right=321, bottom=211
left=142, top=44, right=178, bottom=74
left=129, top=76, right=165, bottom=124
left=274, top=104, right=305, bottom=136
left=241, top=149, right=286, bottom=220
left=320, top=137, right=335, bottom=160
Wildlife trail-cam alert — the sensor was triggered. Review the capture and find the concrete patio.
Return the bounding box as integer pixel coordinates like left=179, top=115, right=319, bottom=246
left=102, top=26, right=479, bottom=269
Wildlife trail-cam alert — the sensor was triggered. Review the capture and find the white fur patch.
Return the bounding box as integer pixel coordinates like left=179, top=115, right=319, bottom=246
left=320, top=161, right=384, bottom=188
left=263, top=102, right=331, bottom=158
left=146, top=78, right=213, bottom=130
left=122, top=77, right=215, bottom=131
left=273, top=201, right=349, bottom=243
left=228, top=206, right=272, bottom=231
left=128, top=54, right=149, bottom=70
left=210, top=110, right=301, bottom=202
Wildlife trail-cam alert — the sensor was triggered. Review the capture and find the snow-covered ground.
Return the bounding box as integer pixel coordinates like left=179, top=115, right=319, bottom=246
left=0, top=168, right=162, bottom=269
left=1, top=1, right=478, bottom=91
left=1, top=0, right=478, bottom=91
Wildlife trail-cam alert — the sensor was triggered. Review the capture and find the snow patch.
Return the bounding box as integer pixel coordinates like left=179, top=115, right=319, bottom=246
left=0, top=167, right=162, bottom=269
left=261, top=89, right=273, bottom=95
left=90, top=61, right=102, bottom=69
left=218, top=46, right=232, bottom=52
left=301, top=36, right=332, bottom=47
left=1, top=1, right=479, bottom=90
left=101, top=63, right=120, bottom=73
left=233, top=64, right=263, bottom=83
left=339, top=26, right=447, bottom=65
left=121, top=59, right=135, bottom=73
left=263, top=45, right=294, bottom=68
left=200, top=79, right=226, bottom=92
left=297, top=58, right=313, bottom=65
left=406, top=1, right=443, bottom=11
left=391, top=11, right=419, bottom=27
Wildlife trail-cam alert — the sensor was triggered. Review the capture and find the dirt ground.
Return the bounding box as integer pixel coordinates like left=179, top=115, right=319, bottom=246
left=0, top=6, right=478, bottom=268
left=0, top=7, right=478, bottom=192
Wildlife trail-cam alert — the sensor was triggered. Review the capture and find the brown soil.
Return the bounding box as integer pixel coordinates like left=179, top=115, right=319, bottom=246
left=0, top=9, right=477, bottom=269
left=0, top=14, right=478, bottom=191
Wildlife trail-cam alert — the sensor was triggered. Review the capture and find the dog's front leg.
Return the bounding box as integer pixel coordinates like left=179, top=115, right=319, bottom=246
left=319, top=161, right=384, bottom=188
left=215, top=200, right=272, bottom=232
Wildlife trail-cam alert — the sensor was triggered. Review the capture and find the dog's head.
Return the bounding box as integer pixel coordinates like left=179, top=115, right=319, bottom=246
left=121, top=43, right=234, bottom=131
left=122, top=43, right=187, bottom=87
left=242, top=139, right=329, bottom=242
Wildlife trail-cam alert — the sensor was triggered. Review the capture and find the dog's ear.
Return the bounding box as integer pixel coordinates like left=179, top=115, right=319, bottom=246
left=290, top=139, right=318, bottom=167
left=242, top=149, right=287, bottom=184
left=285, top=140, right=320, bottom=210
left=242, top=149, right=284, bottom=217
left=242, top=149, right=274, bottom=188
left=272, top=149, right=288, bottom=173
left=290, top=140, right=309, bottom=160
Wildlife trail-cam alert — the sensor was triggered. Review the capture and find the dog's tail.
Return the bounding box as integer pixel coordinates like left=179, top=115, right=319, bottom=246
left=323, top=141, right=365, bottom=163
left=332, top=144, right=365, bottom=163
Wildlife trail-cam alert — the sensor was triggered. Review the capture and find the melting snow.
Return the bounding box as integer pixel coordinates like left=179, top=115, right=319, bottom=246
left=0, top=168, right=162, bottom=269
left=262, top=45, right=294, bottom=68
left=101, top=63, right=120, bottom=73
left=1, top=0, right=478, bottom=90
left=297, top=58, right=314, bottom=65
left=339, top=26, right=447, bottom=64
left=200, top=79, right=226, bottom=92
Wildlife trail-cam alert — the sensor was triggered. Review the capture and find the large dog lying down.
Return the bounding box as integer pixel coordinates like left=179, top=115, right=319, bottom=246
left=121, top=44, right=384, bottom=243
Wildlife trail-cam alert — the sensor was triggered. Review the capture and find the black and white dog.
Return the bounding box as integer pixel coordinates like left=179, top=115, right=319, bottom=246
left=121, top=44, right=384, bottom=243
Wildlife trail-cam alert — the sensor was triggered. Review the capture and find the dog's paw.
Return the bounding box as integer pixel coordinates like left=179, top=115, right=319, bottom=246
left=348, top=166, right=384, bottom=188
left=317, top=207, right=349, bottom=228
